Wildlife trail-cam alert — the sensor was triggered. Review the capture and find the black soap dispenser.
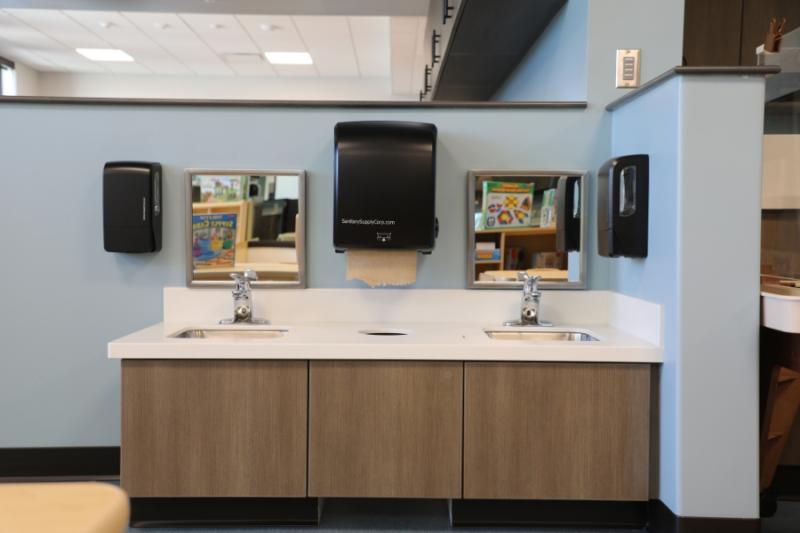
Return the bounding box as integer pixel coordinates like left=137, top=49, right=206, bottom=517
left=597, top=154, right=648, bottom=258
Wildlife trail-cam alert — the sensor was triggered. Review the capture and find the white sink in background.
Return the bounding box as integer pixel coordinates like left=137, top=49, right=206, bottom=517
left=762, top=285, right=800, bottom=333
left=170, top=327, right=288, bottom=339
left=484, top=329, right=598, bottom=342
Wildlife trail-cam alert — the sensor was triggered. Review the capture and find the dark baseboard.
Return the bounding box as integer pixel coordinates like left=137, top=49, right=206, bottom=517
left=130, top=497, right=319, bottom=527
left=451, top=499, right=648, bottom=528
left=0, top=448, right=765, bottom=532
left=451, top=499, right=760, bottom=531
left=0, top=446, right=120, bottom=479
left=648, top=499, right=759, bottom=533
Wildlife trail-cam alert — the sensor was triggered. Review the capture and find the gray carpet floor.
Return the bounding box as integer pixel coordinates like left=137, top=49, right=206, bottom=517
left=128, top=498, right=800, bottom=532
left=762, top=499, right=800, bottom=533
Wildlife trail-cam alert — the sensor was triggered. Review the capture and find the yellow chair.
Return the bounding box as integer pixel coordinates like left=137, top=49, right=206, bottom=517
left=0, top=482, right=129, bottom=533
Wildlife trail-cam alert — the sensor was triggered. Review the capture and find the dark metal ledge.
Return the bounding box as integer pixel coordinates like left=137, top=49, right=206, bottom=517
left=606, top=66, right=780, bottom=111
left=0, top=95, right=587, bottom=109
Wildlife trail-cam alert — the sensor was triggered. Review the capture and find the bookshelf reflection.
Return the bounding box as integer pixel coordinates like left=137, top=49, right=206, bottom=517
left=467, top=171, right=586, bottom=289
left=187, top=169, right=305, bottom=287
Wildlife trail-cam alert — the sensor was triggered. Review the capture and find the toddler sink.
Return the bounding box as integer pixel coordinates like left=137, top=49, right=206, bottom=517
left=485, top=329, right=597, bottom=342
left=170, top=327, right=287, bottom=339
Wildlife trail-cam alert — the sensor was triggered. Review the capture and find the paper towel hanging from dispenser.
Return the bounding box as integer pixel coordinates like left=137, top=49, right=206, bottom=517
left=334, top=121, right=438, bottom=286
left=597, top=154, right=649, bottom=258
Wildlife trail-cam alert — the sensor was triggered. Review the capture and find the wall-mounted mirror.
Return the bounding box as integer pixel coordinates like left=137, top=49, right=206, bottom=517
left=467, top=170, right=586, bottom=289
left=186, top=169, right=305, bottom=287
left=0, top=1, right=583, bottom=103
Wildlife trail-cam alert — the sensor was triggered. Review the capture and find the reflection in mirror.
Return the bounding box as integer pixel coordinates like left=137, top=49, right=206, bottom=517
left=467, top=171, right=586, bottom=289
left=186, top=169, right=305, bottom=287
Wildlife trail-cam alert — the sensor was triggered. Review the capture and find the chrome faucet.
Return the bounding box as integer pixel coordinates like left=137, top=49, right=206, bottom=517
left=220, top=269, right=269, bottom=325
left=504, top=272, right=551, bottom=327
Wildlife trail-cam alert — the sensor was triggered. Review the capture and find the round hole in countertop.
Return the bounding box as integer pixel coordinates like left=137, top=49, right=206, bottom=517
left=358, top=328, right=411, bottom=336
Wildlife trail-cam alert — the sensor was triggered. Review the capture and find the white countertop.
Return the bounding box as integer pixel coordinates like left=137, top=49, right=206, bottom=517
left=107, top=321, right=662, bottom=363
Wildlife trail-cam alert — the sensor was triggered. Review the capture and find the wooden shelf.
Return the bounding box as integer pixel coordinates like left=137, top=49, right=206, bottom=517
left=476, top=226, right=556, bottom=236
left=473, top=225, right=562, bottom=280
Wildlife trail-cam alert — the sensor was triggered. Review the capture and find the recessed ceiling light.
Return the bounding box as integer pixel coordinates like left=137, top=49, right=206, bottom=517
left=97, top=20, right=114, bottom=29
left=264, top=51, right=312, bottom=65
left=208, top=23, right=224, bottom=30
left=153, top=21, right=170, bottom=30
left=76, top=48, right=134, bottom=62
left=259, top=23, right=282, bottom=32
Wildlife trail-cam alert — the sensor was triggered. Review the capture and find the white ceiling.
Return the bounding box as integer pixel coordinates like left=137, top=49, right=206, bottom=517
left=0, top=7, right=428, bottom=95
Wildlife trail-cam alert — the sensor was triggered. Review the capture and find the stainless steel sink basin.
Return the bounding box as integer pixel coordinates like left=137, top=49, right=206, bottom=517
left=170, top=328, right=287, bottom=339
left=485, top=330, right=598, bottom=342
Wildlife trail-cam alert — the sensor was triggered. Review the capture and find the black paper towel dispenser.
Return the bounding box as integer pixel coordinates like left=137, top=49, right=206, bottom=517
left=334, top=121, right=438, bottom=253
left=597, top=154, right=648, bottom=258
left=103, top=161, right=162, bottom=253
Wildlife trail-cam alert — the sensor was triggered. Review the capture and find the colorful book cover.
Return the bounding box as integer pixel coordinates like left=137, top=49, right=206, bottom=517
left=481, top=181, right=535, bottom=229
left=192, top=213, right=237, bottom=269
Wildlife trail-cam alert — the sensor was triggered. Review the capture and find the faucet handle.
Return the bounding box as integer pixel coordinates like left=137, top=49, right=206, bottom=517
left=517, top=272, right=541, bottom=293
left=243, top=269, right=258, bottom=282
left=229, top=271, right=248, bottom=293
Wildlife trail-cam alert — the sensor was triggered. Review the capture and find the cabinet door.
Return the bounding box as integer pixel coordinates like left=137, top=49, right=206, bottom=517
left=683, top=0, right=743, bottom=66
left=308, top=361, right=462, bottom=498
left=464, top=362, right=650, bottom=501
left=121, top=360, right=308, bottom=497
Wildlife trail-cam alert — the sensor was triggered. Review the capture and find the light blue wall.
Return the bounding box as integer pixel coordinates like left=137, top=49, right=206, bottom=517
left=495, top=0, right=686, bottom=104
left=0, top=0, right=684, bottom=449
left=676, top=76, right=763, bottom=518
left=610, top=75, right=766, bottom=519
left=610, top=77, right=681, bottom=510
left=0, top=104, right=600, bottom=447
left=493, top=0, right=588, bottom=101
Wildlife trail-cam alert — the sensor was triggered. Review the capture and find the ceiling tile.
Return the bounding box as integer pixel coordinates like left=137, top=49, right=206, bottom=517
left=4, top=8, right=108, bottom=48
left=35, top=48, right=109, bottom=73
left=222, top=52, right=275, bottom=76
left=238, top=14, right=312, bottom=52
left=0, top=9, right=106, bottom=72
left=179, top=13, right=258, bottom=55
left=64, top=10, right=191, bottom=75
left=238, top=15, right=317, bottom=77
left=348, top=16, right=390, bottom=77
left=122, top=11, right=233, bottom=75
left=293, top=16, right=358, bottom=77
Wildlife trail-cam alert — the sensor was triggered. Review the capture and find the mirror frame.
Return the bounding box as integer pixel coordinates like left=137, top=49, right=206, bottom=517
left=185, top=168, right=307, bottom=288
left=466, top=169, right=588, bottom=290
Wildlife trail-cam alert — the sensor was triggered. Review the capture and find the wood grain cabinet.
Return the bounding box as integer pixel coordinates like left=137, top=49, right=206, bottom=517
left=308, top=361, right=463, bottom=498
left=463, top=362, right=651, bottom=501
left=121, top=360, right=308, bottom=497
